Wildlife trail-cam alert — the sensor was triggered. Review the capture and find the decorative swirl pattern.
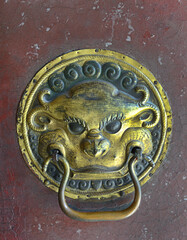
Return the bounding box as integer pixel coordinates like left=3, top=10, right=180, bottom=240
left=102, top=62, right=121, bottom=81
left=55, top=173, right=62, bottom=181
left=151, top=129, right=160, bottom=139
left=151, top=128, right=161, bottom=156
left=135, top=163, right=143, bottom=174
left=82, top=61, right=101, bottom=78
left=79, top=180, right=90, bottom=191
left=141, top=104, right=160, bottom=128
left=142, top=158, right=149, bottom=166
left=38, top=89, right=52, bottom=107
left=135, top=84, right=150, bottom=105
left=124, top=175, right=130, bottom=183
left=65, top=176, right=132, bottom=191
left=29, top=130, right=38, bottom=155
left=121, top=71, right=138, bottom=90
left=103, top=179, right=115, bottom=189
left=27, top=108, right=51, bottom=132
left=47, top=164, right=57, bottom=176
left=64, top=64, right=81, bottom=81
left=68, top=180, right=78, bottom=189
left=116, top=178, right=124, bottom=186
left=48, top=75, right=64, bottom=92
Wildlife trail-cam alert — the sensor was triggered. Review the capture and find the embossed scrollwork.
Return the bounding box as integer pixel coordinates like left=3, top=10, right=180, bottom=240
left=135, top=84, right=150, bottom=105
left=38, top=89, right=52, bottom=108
left=68, top=180, right=78, bottom=189
left=48, top=75, right=64, bottom=92
left=135, top=163, right=143, bottom=174
left=103, top=179, right=115, bottom=189
left=79, top=180, right=91, bottom=191
left=102, top=62, right=121, bottom=81
left=127, top=103, right=160, bottom=129
left=28, top=89, right=57, bottom=133
left=64, top=63, right=82, bottom=81
left=82, top=61, right=101, bottom=78
left=121, top=71, right=138, bottom=90
left=27, top=107, right=51, bottom=132
left=115, top=178, right=124, bottom=186
left=139, top=104, right=160, bottom=128
left=151, top=129, right=160, bottom=139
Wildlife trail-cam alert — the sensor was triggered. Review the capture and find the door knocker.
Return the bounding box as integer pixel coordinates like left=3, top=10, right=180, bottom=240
left=17, top=49, right=172, bottom=221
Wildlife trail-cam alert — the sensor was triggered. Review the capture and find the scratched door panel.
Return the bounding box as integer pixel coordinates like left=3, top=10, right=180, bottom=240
left=0, top=0, right=186, bottom=240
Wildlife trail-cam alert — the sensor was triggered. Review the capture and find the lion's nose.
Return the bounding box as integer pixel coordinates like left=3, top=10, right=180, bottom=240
left=81, top=129, right=110, bottom=158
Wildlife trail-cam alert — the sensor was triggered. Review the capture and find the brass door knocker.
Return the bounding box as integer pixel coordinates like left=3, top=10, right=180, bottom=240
left=17, top=49, right=172, bottom=221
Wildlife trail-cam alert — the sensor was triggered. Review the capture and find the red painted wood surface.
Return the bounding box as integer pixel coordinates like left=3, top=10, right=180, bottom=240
left=0, top=1, right=186, bottom=239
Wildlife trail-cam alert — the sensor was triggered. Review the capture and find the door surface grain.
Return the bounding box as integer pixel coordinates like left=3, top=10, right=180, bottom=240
left=0, top=1, right=186, bottom=240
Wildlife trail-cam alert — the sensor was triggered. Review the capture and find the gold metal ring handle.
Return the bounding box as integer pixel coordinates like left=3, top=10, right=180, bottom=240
left=58, top=155, right=141, bottom=222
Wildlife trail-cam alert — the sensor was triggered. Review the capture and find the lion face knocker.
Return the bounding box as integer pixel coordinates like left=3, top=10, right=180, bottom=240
left=17, top=49, right=172, bottom=221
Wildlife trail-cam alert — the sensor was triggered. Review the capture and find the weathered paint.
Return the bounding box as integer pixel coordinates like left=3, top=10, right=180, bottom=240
left=0, top=0, right=186, bottom=239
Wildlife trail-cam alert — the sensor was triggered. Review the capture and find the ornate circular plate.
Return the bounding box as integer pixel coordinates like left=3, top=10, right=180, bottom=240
left=17, top=49, right=172, bottom=200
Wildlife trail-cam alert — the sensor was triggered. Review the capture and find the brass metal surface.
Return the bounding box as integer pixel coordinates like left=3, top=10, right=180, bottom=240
left=17, top=49, right=172, bottom=201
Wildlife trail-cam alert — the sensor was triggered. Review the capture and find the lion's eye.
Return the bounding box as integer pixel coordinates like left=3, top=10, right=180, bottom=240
left=105, top=120, right=122, bottom=134
left=68, top=122, right=85, bottom=135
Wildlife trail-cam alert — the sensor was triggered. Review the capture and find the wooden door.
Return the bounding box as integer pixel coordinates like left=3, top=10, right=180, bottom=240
left=0, top=1, right=186, bottom=239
